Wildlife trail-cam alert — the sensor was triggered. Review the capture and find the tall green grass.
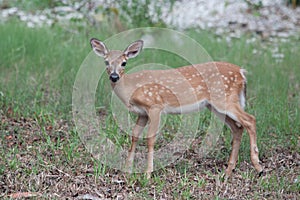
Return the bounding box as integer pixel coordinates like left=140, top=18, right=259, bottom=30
left=0, top=21, right=105, bottom=118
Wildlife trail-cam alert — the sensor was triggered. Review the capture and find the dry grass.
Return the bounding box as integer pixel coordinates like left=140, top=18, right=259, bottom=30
left=1, top=112, right=299, bottom=199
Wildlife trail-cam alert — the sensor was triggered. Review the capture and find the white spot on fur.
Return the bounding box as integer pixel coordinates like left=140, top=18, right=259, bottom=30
left=196, top=85, right=202, bottom=91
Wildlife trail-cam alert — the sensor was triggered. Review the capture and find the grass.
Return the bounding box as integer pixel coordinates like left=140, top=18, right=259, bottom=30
left=0, top=19, right=299, bottom=199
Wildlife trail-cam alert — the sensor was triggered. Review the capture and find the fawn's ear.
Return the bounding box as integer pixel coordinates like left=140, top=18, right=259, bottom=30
left=90, top=38, right=109, bottom=57
left=124, top=40, right=143, bottom=59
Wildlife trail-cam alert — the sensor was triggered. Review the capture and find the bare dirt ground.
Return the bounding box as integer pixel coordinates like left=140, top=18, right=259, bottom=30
left=0, top=112, right=299, bottom=199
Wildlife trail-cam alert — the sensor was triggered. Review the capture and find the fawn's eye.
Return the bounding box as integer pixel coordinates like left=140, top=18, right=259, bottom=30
left=104, top=60, right=109, bottom=66
left=121, top=62, right=126, bottom=67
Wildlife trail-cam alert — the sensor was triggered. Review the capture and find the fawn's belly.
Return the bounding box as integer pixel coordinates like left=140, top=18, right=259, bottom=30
left=163, top=99, right=208, bottom=114
left=128, top=99, right=209, bottom=115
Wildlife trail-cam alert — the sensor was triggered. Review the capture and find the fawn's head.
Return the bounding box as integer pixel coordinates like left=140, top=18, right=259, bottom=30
left=90, top=38, right=143, bottom=83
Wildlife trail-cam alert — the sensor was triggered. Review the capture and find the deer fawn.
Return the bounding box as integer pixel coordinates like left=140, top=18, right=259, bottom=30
left=90, top=38, right=263, bottom=178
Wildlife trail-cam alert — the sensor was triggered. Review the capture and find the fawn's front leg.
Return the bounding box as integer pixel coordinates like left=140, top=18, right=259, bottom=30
left=125, top=115, right=148, bottom=173
left=146, top=106, right=162, bottom=179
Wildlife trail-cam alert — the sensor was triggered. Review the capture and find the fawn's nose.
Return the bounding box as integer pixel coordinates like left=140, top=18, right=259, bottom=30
left=110, top=72, right=120, bottom=82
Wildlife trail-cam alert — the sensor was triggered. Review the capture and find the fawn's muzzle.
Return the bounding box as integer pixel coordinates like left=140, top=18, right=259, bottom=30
left=110, top=73, right=120, bottom=82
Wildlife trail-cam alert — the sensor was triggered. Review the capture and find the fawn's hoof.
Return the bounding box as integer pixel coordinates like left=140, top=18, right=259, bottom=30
left=258, top=170, right=265, bottom=177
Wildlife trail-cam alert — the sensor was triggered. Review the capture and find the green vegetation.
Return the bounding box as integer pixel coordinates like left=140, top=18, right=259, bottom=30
left=0, top=17, right=299, bottom=199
